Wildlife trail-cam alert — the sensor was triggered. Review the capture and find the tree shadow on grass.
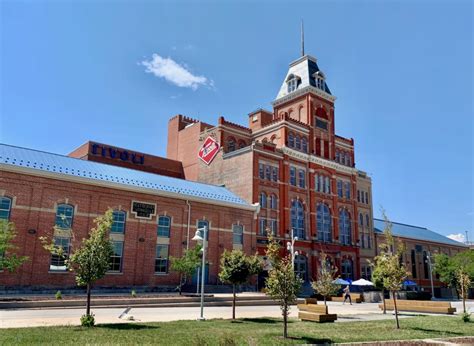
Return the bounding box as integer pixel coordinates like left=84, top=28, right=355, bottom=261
left=240, top=318, right=279, bottom=324
left=96, top=323, right=159, bottom=330
left=409, top=327, right=463, bottom=336
left=281, top=336, right=332, bottom=344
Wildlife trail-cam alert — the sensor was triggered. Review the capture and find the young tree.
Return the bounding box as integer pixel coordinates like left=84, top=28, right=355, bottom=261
left=42, top=209, right=114, bottom=325
left=264, top=233, right=303, bottom=339
left=372, top=213, right=409, bottom=329
left=371, top=263, right=387, bottom=314
left=311, top=253, right=339, bottom=305
left=218, top=249, right=261, bottom=319
left=433, top=253, right=459, bottom=298
left=170, top=245, right=202, bottom=295
left=0, top=220, right=28, bottom=272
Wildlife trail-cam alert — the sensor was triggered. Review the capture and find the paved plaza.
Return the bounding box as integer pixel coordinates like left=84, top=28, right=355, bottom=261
left=1, top=299, right=472, bottom=329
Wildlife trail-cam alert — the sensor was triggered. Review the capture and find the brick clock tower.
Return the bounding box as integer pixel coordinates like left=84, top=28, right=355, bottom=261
left=167, top=51, right=375, bottom=284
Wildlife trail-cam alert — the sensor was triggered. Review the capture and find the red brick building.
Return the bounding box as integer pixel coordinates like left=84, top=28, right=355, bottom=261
left=167, top=54, right=376, bottom=283
left=0, top=144, right=257, bottom=289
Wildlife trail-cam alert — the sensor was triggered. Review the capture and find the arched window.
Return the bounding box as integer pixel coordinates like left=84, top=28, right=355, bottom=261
left=270, top=194, right=278, bottom=209
left=259, top=192, right=267, bottom=209
left=287, top=76, right=298, bottom=93
left=55, top=204, right=74, bottom=229
left=288, top=133, right=295, bottom=147
left=341, top=259, right=353, bottom=280
left=339, top=209, right=351, bottom=245
left=291, top=200, right=305, bottom=239
left=111, top=210, right=126, bottom=234
left=238, top=140, right=246, bottom=149
left=232, top=224, right=243, bottom=245
left=227, top=137, right=236, bottom=152
left=295, top=135, right=301, bottom=150
left=317, top=203, right=331, bottom=242
left=0, top=196, right=12, bottom=220
left=294, top=254, right=308, bottom=282
left=301, top=137, right=308, bottom=153
left=157, top=215, right=171, bottom=237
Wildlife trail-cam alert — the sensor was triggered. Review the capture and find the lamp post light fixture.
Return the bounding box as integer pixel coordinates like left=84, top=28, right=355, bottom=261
left=287, top=228, right=299, bottom=268
left=426, top=251, right=436, bottom=300
left=192, top=226, right=208, bottom=320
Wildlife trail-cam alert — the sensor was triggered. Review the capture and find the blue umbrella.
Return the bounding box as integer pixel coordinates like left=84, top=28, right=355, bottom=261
left=333, top=278, right=350, bottom=285
left=403, top=280, right=417, bottom=286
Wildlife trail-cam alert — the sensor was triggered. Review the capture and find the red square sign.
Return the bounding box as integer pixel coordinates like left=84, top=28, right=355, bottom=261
left=198, top=136, right=220, bottom=165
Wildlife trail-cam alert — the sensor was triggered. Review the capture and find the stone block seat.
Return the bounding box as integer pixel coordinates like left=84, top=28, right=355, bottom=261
left=379, top=300, right=456, bottom=314
left=298, top=298, right=337, bottom=323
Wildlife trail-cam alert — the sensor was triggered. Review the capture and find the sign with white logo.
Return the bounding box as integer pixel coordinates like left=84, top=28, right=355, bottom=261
left=131, top=201, right=156, bottom=220
left=198, top=136, right=220, bottom=165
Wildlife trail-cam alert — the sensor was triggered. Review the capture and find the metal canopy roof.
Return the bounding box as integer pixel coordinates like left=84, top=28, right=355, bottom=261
left=373, top=218, right=467, bottom=247
left=0, top=144, right=252, bottom=208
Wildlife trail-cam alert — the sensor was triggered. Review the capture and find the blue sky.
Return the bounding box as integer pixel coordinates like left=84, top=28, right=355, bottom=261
left=1, top=1, right=472, bottom=240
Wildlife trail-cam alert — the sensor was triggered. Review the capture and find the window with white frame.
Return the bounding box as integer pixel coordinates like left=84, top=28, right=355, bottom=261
left=339, top=209, right=352, bottom=245
left=155, top=244, right=169, bottom=274
left=272, top=166, right=278, bottom=182
left=291, top=200, right=305, bottom=239
left=49, top=237, right=70, bottom=271
left=288, top=133, right=295, bottom=147
left=298, top=169, right=306, bottom=188
left=259, top=163, right=264, bottom=179
left=259, top=218, right=267, bottom=236
left=55, top=204, right=74, bottom=229
left=265, top=166, right=271, bottom=180
left=337, top=180, right=343, bottom=198
left=287, top=77, right=298, bottom=93
left=111, top=210, right=126, bottom=234
left=269, top=219, right=278, bottom=236
left=259, top=192, right=267, bottom=208
left=325, top=177, right=331, bottom=194
left=317, top=203, right=331, bottom=242
left=157, top=215, right=171, bottom=237
left=344, top=182, right=351, bottom=199
left=270, top=194, right=278, bottom=209
left=109, top=241, right=123, bottom=272
left=0, top=197, right=12, bottom=220
left=290, top=167, right=297, bottom=186
left=295, top=136, right=301, bottom=150
left=232, top=224, right=243, bottom=245
left=301, top=138, right=308, bottom=153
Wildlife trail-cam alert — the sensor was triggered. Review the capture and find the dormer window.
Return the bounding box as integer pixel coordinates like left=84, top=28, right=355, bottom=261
left=286, top=74, right=300, bottom=93
left=313, top=71, right=326, bottom=91
left=316, top=77, right=325, bottom=90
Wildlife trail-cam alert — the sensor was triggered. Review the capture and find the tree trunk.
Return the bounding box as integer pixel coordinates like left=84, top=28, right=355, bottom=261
left=283, top=303, right=288, bottom=339
left=324, top=296, right=327, bottom=306
left=179, top=274, right=183, bottom=296
left=461, top=283, right=466, bottom=313
left=392, top=291, right=400, bottom=329
left=86, top=283, right=91, bottom=316
left=382, top=289, right=386, bottom=314
left=232, top=284, right=236, bottom=320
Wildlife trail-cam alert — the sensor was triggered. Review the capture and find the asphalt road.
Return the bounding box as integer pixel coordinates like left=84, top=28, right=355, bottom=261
left=1, top=301, right=471, bottom=329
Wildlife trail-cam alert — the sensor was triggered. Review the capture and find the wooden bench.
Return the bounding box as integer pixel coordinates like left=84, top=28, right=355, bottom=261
left=379, top=300, right=456, bottom=315
left=298, top=299, right=337, bottom=323
left=331, top=293, right=363, bottom=303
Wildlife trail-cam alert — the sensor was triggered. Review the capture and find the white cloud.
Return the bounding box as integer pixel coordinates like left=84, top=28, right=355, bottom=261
left=447, top=233, right=465, bottom=243
left=141, top=54, right=212, bottom=90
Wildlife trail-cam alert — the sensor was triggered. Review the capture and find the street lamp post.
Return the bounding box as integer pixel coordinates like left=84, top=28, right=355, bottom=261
left=426, top=251, right=436, bottom=300
left=192, top=226, right=208, bottom=320
left=287, top=229, right=299, bottom=268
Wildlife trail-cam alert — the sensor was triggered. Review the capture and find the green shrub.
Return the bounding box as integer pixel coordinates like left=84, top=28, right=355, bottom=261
left=80, top=314, right=95, bottom=327
left=461, top=312, right=471, bottom=323
left=131, top=289, right=137, bottom=298
left=55, top=290, right=62, bottom=300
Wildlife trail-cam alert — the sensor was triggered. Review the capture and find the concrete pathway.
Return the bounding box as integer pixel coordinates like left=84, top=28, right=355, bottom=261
left=1, top=299, right=471, bottom=329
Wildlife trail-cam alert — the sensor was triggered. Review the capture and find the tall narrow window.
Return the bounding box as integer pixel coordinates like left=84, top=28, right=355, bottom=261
left=357, top=191, right=360, bottom=202
left=359, top=213, right=364, bottom=227
left=315, top=174, right=321, bottom=192
left=259, top=192, right=267, bottom=208
left=270, top=194, right=278, bottom=209
left=197, top=220, right=209, bottom=240
left=265, top=166, right=271, bottom=180
left=109, top=241, right=123, bottom=272
left=335, top=150, right=340, bottom=163
left=259, top=218, right=267, bottom=236
left=155, top=245, right=169, bottom=274
left=317, top=203, right=331, bottom=242
left=337, top=180, right=343, bottom=198
left=295, top=136, right=301, bottom=150
left=269, top=219, right=278, bottom=236
left=423, top=251, right=429, bottom=279
left=227, top=137, right=236, bottom=152
left=341, top=259, right=353, bottom=280
left=365, top=215, right=370, bottom=229
left=111, top=210, right=126, bottom=234
left=0, top=197, right=12, bottom=220
left=291, top=200, right=305, bottom=239
left=49, top=237, right=70, bottom=271
left=301, top=138, right=308, bottom=153
left=411, top=249, right=417, bottom=278
left=290, top=167, right=297, bottom=186
left=288, top=133, right=295, bottom=147
left=324, top=177, right=331, bottom=194
left=272, top=166, right=278, bottom=182
left=55, top=204, right=74, bottom=229
left=298, top=169, right=306, bottom=188
left=339, top=209, right=351, bottom=245
left=344, top=182, right=351, bottom=199
left=157, top=215, right=171, bottom=237
left=287, top=77, right=297, bottom=93
left=365, top=192, right=369, bottom=204
left=294, top=255, right=308, bottom=282
left=232, top=224, right=243, bottom=245
left=259, top=163, right=264, bottom=179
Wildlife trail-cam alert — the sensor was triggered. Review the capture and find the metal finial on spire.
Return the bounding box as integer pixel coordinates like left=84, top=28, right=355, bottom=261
left=301, top=19, right=305, bottom=57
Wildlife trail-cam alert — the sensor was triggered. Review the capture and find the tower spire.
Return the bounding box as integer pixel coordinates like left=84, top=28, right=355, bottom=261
left=301, top=19, right=305, bottom=57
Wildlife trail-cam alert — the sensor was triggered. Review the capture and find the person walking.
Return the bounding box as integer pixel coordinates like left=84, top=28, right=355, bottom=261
left=343, top=285, right=352, bottom=305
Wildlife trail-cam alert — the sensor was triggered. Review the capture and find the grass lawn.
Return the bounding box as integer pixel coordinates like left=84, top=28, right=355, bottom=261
left=1, top=315, right=473, bottom=345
